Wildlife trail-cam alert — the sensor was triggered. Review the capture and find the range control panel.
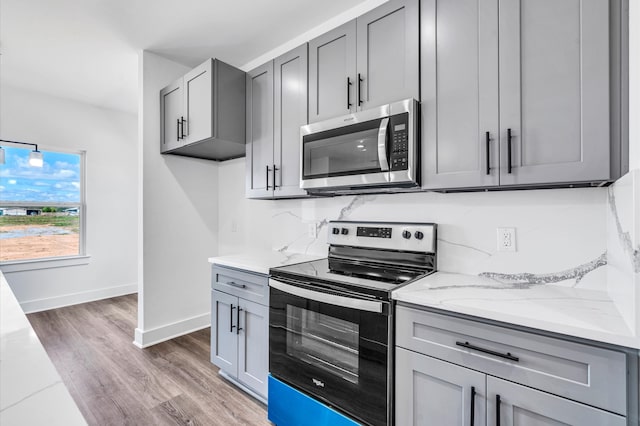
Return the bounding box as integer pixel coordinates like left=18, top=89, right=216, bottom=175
left=328, top=221, right=436, bottom=253
left=356, top=226, right=392, bottom=238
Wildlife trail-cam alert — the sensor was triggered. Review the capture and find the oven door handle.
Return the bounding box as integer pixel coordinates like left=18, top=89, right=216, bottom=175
left=377, top=117, right=390, bottom=172
left=269, top=279, right=383, bottom=313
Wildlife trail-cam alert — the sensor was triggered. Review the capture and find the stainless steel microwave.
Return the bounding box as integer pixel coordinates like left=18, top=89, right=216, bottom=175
left=300, top=98, right=419, bottom=192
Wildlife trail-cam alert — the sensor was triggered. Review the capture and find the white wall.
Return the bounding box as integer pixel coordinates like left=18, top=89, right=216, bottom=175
left=134, top=51, right=219, bottom=348
left=0, top=86, right=138, bottom=312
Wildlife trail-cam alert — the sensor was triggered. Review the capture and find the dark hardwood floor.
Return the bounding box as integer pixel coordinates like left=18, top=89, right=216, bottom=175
left=27, top=294, right=270, bottom=426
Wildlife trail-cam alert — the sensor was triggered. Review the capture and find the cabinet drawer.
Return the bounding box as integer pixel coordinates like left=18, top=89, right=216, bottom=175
left=396, top=306, right=627, bottom=415
left=211, top=266, right=268, bottom=305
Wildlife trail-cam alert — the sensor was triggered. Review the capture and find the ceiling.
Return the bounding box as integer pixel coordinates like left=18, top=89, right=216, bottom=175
left=0, top=0, right=371, bottom=114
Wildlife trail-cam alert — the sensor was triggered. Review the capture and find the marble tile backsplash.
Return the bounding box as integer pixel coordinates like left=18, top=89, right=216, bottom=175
left=218, top=159, right=609, bottom=291
left=607, top=169, right=640, bottom=334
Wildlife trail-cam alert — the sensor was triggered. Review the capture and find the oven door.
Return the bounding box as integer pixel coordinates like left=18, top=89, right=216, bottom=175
left=269, top=277, right=390, bottom=426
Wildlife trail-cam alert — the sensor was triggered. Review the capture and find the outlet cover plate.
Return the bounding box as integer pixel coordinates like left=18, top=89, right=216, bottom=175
left=497, top=227, right=516, bottom=252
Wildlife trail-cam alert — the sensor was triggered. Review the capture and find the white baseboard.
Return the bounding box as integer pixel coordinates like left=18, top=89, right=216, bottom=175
left=133, top=313, right=210, bottom=348
left=20, top=282, right=138, bottom=313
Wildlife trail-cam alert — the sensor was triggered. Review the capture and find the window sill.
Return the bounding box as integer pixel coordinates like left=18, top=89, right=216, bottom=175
left=0, top=255, right=91, bottom=273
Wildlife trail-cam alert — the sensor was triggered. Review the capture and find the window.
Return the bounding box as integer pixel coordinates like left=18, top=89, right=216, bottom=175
left=0, top=147, right=85, bottom=263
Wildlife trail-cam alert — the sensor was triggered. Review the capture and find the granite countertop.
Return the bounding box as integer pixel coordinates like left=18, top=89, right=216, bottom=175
left=393, top=271, right=640, bottom=350
left=208, top=250, right=324, bottom=275
left=0, top=271, right=86, bottom=425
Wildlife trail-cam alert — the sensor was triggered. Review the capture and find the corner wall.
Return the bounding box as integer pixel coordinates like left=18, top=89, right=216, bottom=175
left=135, top=51, right=219, bottom=348
left=0, top=86, right=138, bottom=311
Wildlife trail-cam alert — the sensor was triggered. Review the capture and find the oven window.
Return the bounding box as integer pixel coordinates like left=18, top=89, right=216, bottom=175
left=302, top=117, right=388, bottom=179
left=286, top=305, right=359, bottom=384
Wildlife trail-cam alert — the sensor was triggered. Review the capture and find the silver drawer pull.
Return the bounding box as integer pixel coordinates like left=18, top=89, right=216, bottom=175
left=456, top=341, right=519, bottom=362
left=227, top=281, right=246, bottom=289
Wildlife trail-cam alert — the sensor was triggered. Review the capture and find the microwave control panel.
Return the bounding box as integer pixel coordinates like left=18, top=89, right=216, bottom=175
left=389, top=113, right=410, bottom=171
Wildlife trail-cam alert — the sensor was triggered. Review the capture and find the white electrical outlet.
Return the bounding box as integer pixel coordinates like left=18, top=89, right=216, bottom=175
left=497, top=227, right=516, bottom=252
left=308, top=223, right=318, bottom=238
left=231, top=220, right=238, bottom=233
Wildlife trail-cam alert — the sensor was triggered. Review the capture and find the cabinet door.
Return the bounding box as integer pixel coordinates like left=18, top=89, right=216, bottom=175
left=308, top=20, right=357, bottom=122
left=499, top=0, right=610, bottom=185
left=237, top=299, right=269, bottom=398
left=245, top=62, right=274, bottom=198
left=396, top=347, right=486, bottom=426
left=211, top=290, right=238, bottom=378
left=487, top=376, right=625, bottom=426
left=356, top=0, right=419, bottom=110
left=160, top=78, right=183, bottom=153
left=183, top=59, right=213, bottom=145
left=273, top=44, right=308, bottom=198
left=421, top=0, right=500, bottom=190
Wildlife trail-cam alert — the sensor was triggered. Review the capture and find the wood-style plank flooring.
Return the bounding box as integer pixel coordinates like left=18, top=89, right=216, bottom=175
left=27, top=294, right=270, bottom=425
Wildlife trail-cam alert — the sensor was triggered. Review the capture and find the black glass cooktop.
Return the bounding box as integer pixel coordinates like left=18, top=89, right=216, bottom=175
left=270, top=257, right=430, bottom=294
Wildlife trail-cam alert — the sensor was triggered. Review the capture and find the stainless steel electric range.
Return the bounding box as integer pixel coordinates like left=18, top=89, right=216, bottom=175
left=267, top=221, right=437, bottom=426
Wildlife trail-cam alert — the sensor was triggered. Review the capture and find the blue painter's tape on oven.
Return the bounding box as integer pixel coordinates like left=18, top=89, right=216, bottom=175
left=268, top=375, right=361, bottom=426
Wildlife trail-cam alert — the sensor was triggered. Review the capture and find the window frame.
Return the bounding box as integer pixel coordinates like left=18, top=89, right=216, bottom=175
left=0, top=146, right=88, bottom=270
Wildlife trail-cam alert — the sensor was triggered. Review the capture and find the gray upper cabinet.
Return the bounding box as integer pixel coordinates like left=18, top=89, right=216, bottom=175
left=160, top=58, right=245, bottom=161
left=160, top=79, right=183, bottom=154
left=182, top=60, right=213, bottom=145
left=246, top=62, right=274, bottom=199
left=273, top=44, right=308, bottom=198
left=308, top=20, right=357, bottom=122
left=499, top=0, right=611, bottom=186
left=396, top=347, right=486, bottom=426
left=421, top=0, right=500, bottom=190
left=246, top=45, right=309, bottom=199
left=309, top=0, right=419, bottom=123
left=421, top=0, right=625, bottom=190
left=356, top=0, right=419, bottom=110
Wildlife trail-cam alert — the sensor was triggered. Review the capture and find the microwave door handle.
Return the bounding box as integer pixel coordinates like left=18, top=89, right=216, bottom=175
left=269, top=279, right=383, bottom=313
left=377, top=117, right=390, bottom=171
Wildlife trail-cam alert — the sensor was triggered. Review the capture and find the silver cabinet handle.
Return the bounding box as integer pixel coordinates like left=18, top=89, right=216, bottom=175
left=269, top=279, right=383, bottom=313
left=227, top=281, right=246, bottom=289
left=377, top=117, right=390, bottom=172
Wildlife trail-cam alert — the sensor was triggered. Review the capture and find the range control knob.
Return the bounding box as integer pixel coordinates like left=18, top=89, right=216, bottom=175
left=414, top=231, right=424, bottom=240
left=332, top=227, right=340, bottom=235
left=341, top=228, right=349, bottom=235
left=402, top=230, right=412, bottom=240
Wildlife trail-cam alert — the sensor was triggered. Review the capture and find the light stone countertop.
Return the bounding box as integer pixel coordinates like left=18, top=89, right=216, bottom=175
left=0, top=271, right=86, bottom=425
left=393, top=271, right=639, bottom=349
left=208, top=250, right=324, bottom=275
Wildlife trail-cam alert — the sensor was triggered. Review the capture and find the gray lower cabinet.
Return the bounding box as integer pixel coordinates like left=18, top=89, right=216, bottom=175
left=210, top=266, right=269, bottom=401
left=211, top=290, right=237, bottom=374
left=395, top=305, right=631, bottom=424
left=396, top=347, right=486, bottom=426
left=421, top=0, right=626, bottom=190
left=308, top=0, right=419, bottom=123
left=246, top=44, right=308, bottom=199
left=487, top=376, right=625, bottom=426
